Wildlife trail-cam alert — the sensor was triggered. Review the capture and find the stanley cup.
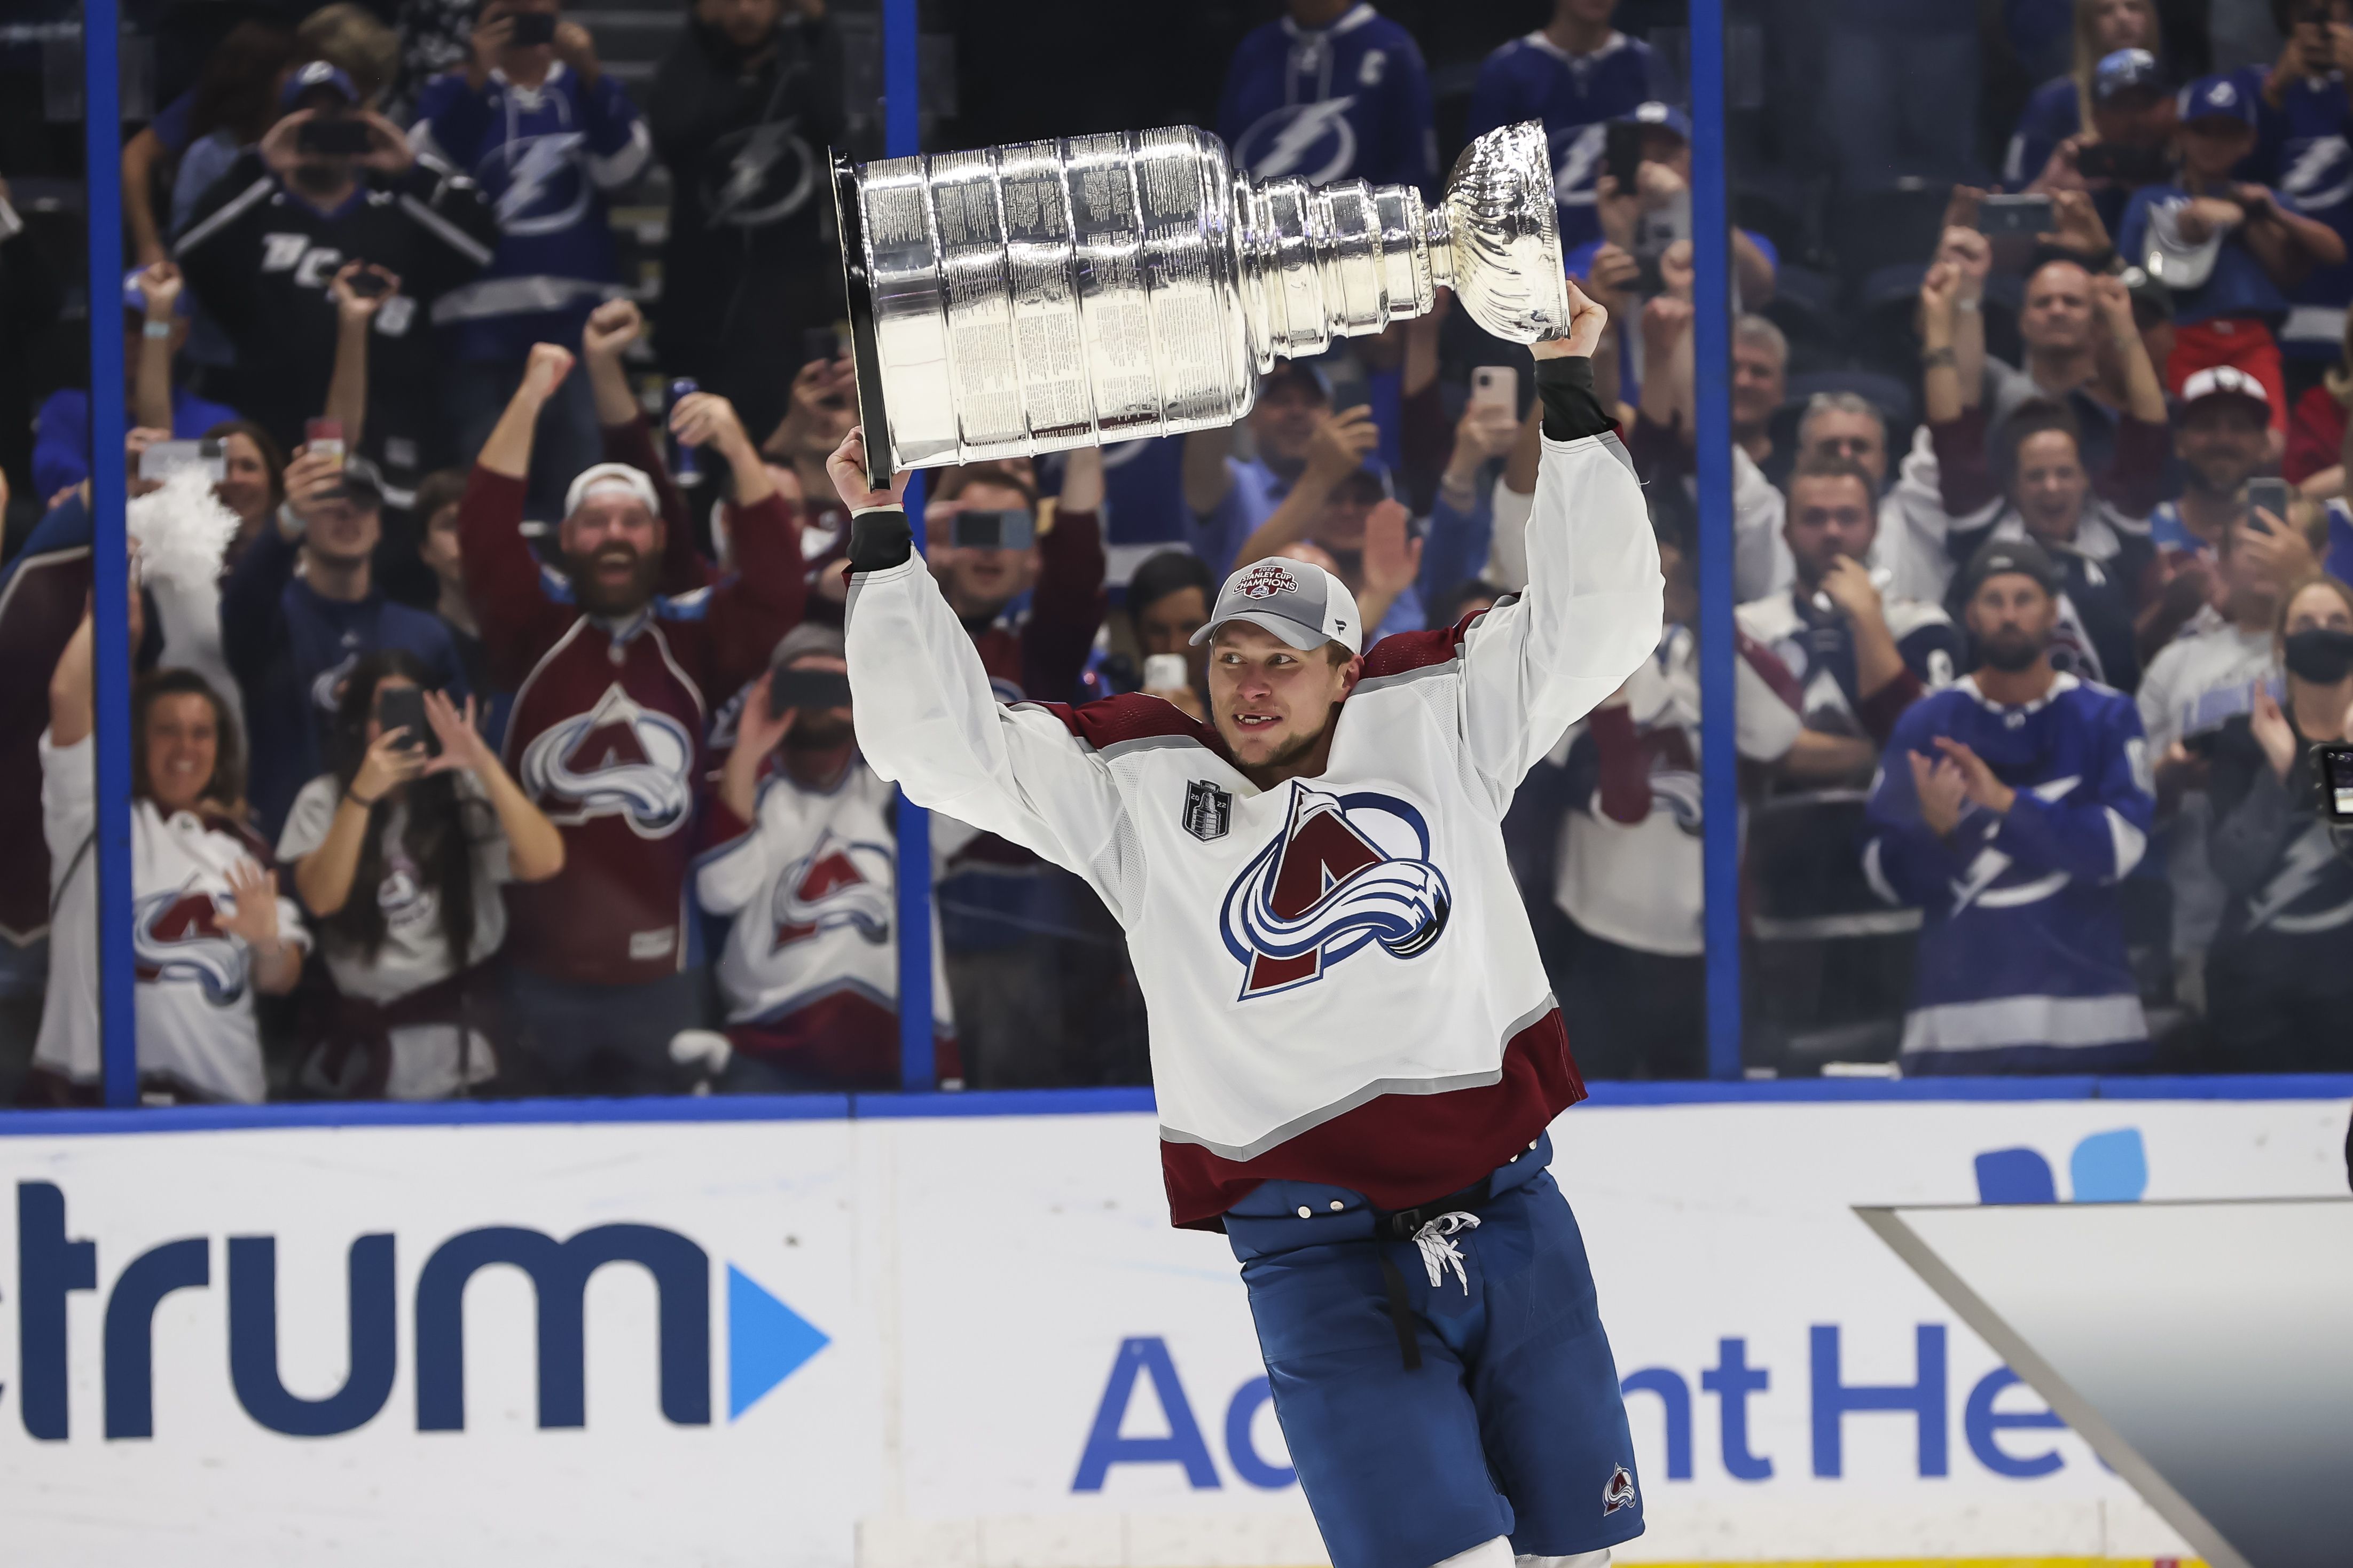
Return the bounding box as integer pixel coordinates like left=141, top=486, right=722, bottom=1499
left=830, top=121, right=1568, bottom=480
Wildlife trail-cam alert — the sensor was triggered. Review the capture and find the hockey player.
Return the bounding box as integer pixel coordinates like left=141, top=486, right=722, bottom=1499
left=459, top=344, right=804, bottom=1092
left=838, top=281, right=1661, bottom=1568
left=1865, top=538, right=2156, bottom=1073
left=1217, top=1, right=1437, bottom=198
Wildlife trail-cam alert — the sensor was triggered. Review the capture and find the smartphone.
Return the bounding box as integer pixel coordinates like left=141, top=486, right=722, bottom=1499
left=1142, top=653, right=1189, bottom=692
left=1469, top=365, right=1518, bottom=418
left=2318, top=743, right=2353, bottom=824
left=2075, top=142, right=2169, bottom=186
left=296, top=117, right=374, bottom=156
left=1975, top=194, right=2056, bottom=235
left=506, top=11, right=558, bottom=46
left=803, top=326, right=844, bottom=365
left=305, top=417, right=347, bottom=464
left=139, top=438, right=226, bottom=483
left=375, top=685, right=440, bottom=757
left=950, top=508, right=1037, bottom=551
left=346, top=269, right=390, bottom=298
left=1632, top=253, right=1666, bottom=296
left=768, top=666, right=853, bottom=718
left=1604, top=121, right=1645, bottom=194
left=2246, top=476, right=2292, bottom=524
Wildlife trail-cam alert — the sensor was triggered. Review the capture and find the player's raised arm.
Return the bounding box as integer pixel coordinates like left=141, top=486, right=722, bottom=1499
left=1457, top=280, right=1664, bottom=797
left=833, top=431, right=1136, bottom=916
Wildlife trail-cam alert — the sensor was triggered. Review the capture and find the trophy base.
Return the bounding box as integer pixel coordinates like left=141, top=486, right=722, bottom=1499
left=829, top=147, right=895, bottom=492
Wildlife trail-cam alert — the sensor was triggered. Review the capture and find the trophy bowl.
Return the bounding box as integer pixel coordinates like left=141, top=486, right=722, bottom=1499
left=832, top=120, right=1567, bottom=483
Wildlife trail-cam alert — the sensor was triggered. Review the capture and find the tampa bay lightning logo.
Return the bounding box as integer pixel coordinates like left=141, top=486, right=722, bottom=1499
left=1236, top=98, right=1360, bottom=184
left=479, top=131, right=590, bottom=237
left=519, top=683, right=694, bottom=838
left=1219, top=784, right=1450, bottom=999
left=702, top=120, right=817, bottom=229
left=771, top=829, right=893, bottom=949
left=2280, top=135, right=2353, bottom=216
left=132, top=887, right=245, bottom=1006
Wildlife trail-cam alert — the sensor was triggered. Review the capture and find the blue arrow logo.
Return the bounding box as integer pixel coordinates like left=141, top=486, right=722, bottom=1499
left=727, top=1263, right=829, bottom=1420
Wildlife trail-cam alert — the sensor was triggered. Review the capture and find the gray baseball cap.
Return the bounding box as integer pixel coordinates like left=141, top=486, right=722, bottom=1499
left=1189, top=558, right=1364, bottom=657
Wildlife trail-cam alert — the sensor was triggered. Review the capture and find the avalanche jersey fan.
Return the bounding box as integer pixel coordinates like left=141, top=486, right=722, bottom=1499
left=1865, top=539, right=2155, bottom=1074
left=1218, top=1, right=1437, bottom=196
left=838, top=284, right=1662, bottom=1568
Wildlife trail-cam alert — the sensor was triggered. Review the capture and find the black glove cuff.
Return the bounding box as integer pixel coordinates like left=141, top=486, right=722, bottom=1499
left=1535, top=355, right=1613, bottom=443
left=848, top=507, right=914, bottom=572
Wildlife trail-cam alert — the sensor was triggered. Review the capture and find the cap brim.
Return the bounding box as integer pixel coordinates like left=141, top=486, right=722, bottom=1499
left=1190, top=610, right=1331, bottom=653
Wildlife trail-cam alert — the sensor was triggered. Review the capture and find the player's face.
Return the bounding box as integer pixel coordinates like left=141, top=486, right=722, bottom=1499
left=1799, top=411, right=1886, bottom=486
left=143, top=692, right=221, bottom=815
left=1207, top=623, right=1356, bottom=770
left=2013, top=430, right=2089, bottom=542
left=562, top=495, right=664, bottom=614
left=2175, top=401, right=2268, bottom=494
left=1784, top=475, right=1877, bottom=585
left=1965, top=576, right=2059, bottom=672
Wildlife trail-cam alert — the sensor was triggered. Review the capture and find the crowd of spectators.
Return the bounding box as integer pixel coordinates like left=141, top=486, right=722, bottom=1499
left=3, top=0, right=2351, bottom=1104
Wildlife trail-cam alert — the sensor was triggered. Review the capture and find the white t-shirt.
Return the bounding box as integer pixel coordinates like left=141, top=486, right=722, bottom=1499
left=36, top=730, right=308, bottom=1104
left=277, top=772, right=512, bottom=1097
left=1551, top=624, right=1802, bottom=956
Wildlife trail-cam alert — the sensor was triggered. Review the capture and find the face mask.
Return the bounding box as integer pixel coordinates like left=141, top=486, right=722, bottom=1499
left=2284, top=627, right=2353, bottom=684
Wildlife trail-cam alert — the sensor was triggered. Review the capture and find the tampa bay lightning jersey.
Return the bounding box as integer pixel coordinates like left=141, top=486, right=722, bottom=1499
left=1463, top=30, right=1676, bottom=254
left=409, top=61, right=652, bottom=360
left=2254, top=72, right=2353, bottom=355
left=1863, top=675, right=2155, bottom=1074
left=1218, top=2, right=1437, bottom=196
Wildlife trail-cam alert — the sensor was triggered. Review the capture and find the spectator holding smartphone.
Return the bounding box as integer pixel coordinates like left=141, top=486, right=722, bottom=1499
left=1218, top=1, right=1436, bottom=198
left=460, top=344, right=802, bottom=1093
left=1118, top=549, right=1218, bottom=721
left=926, top=460, right=1106, bottom=706
left=410, top=0, right=652, bottom=522
left=2203, top=573, right=2353, bottom=1066
left=2119, top=74, right=2347, bottom=432
left=30, top=264, right=237, bottom=502
left=697, top=626, right=963, bottom=1091
left=1462, top=0, right=1675, bottom=254
left=2254, top=2, right=2353, bottom=374
left=35, top=597, right=306, bottom=1105
left=176, top=61, right=499, bottom=500
left=279, top=651, right=563, bottom=1098
left=221, top=440, right=471, bottom=839
left=2006, top=3, right=2167, bottom=189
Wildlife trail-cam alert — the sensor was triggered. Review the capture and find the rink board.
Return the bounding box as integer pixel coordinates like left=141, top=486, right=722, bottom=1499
left=0, top=1088, right=2342, bottom=1565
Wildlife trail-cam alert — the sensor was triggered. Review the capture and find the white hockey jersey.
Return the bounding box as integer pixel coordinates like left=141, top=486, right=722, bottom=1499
left=696, top=757, right=966, bottom=1086
left=846, top=431, right=1661, bottom=1225
left=36, top=731, right=308, bottom=1104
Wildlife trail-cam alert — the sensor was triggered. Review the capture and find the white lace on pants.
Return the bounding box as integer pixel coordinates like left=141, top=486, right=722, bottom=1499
left=1430, top=1539, right=1611, bottom=1568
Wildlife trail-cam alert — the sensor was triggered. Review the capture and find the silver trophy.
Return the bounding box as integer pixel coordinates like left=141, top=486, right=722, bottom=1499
left=830, top=121, right=1568, bottom=482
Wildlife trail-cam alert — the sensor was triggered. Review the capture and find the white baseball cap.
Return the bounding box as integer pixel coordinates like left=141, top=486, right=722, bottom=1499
left=2178, top=365, right=2272, bottom=415
left=563, top=462, right=661, bottom=521
left=1190, top=558, right=1364, bottom=657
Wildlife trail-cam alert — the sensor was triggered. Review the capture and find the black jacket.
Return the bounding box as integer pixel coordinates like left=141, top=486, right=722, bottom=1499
left=174, top=153, right=499, bottom=494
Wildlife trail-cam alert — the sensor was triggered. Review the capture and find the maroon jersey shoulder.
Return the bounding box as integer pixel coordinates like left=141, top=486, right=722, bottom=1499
left=1362, top=620, right=1470, bottom=680
left=1030, top=692, right=1229, bottom=758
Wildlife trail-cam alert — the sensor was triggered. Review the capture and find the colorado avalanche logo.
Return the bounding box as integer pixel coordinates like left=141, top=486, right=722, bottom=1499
left=1219, top=784, right=1450, bottom=999
left=771, top=830, right=894, bottom=949
left=1235, top=98, right=1360, bottom=185
left=1602, top=1464, right=1637, bottom=1516
left=520, top=683, right=694, bottom=838
left=131, top=887, right=245, bottom=1006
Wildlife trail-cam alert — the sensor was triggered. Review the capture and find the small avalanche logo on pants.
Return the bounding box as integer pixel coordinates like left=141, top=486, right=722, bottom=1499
left=1219, top=783, right=1449, bottom=998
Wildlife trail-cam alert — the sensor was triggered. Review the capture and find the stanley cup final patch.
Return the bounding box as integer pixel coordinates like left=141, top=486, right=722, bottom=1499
left=1602, top=1464, right=1637, bottom=1516
left=1183, top=779, right=1233, bottom=842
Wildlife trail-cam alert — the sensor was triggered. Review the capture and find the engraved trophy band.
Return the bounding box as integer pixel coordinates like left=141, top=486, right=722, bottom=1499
left=830, top=120, right=1568, bottom=482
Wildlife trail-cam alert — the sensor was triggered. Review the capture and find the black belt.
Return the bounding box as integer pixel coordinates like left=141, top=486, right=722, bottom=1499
left=1370, top=1175, right=1495, bottom=1373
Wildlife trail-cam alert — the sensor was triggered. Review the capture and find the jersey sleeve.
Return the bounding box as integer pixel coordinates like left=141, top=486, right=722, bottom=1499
left=1989, top=698, right=2153, bottom=884
left=273, top=774, right=342, bottom=864
left=1454, top=361, right=1663, bottom=801
left=694, top=780, right=788, bottom=916
left=39, top=729, right=95, bottom=869
left=844, top=529, right=1138, bottom=920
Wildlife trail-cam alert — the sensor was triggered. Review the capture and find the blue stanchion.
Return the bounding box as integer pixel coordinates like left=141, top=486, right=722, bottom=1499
left=881, top=0, right=935, bottom=1093
left=1688, top=0, right=1742, bottom=1082
left=84, top=0, right=139, bottom=1108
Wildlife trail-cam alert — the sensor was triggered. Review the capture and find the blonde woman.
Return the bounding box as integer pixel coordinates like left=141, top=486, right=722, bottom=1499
left=2006, top=0, right=2165, bottom=188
